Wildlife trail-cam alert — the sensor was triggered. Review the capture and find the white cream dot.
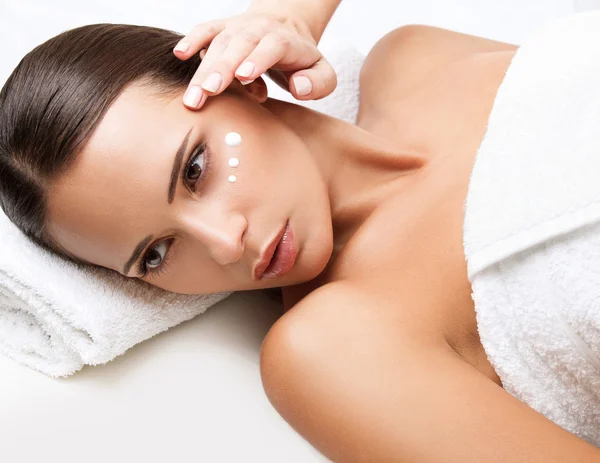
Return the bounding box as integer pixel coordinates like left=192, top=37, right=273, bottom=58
left=228, top=157, right=240, bottom=167
left=225, top=132, right=242, bottom=147
left=228, top=175, right=237, bottom=183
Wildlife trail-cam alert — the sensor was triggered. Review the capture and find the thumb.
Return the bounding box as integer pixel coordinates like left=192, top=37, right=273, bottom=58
left=290, top=56, right=338, bottom=100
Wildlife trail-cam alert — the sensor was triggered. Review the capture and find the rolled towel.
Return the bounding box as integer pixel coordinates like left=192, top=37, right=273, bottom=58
left=0, top=36, right=365, bottom=379
left=463, top=11, right=600, bottom=445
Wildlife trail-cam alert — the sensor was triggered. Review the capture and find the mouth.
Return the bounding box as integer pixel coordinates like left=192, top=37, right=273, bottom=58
left=253, top=219, right=297, bottom=281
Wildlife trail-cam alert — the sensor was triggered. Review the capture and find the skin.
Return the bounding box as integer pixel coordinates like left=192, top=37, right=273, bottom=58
left=261, top=26, right=600, bottom=462
left=46, top=64, right=421, bottom=294
left=174, top=0, right=343, bottom=107
left=46, top=24, right=600, bottom=463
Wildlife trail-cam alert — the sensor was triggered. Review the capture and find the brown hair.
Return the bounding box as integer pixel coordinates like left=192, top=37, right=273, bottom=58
left=0, top=23, right=200, bottom=267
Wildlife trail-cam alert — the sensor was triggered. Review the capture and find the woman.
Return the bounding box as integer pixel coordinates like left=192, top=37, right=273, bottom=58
left=1, top=0, right=599, bottom=460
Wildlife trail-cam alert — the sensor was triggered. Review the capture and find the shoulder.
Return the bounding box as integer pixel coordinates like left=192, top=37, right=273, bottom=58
left=366, top=23, right=517, bottom=56
left=358, top=24, right=518, bottom=117
left=260, top=281, right=600, bottom=462
left=261, top=282, right=389, bottom=376
left=259, top=281, right=436, bottom=459
left=260, top=280, right=402, bottom=392
left=361, top=24, right=518, bottom=81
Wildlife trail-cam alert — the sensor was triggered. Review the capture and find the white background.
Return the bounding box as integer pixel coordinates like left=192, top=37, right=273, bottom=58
left=3, top=0, right=600, bottom=84
left=1, top=1, right=599, bottom=462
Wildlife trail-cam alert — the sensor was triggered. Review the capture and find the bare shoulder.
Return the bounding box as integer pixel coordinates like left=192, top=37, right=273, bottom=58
left=259, top=281, right=438, bottom=459
left=260, top=279, right=411, bottom=389
left=259, top=281, right=600, bottom=462
left=357, top=24, right=518, bottom=121
left=261, top=282, right=395, bottom=379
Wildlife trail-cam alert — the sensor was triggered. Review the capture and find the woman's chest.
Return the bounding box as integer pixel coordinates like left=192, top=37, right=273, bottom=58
left=298, top=51, right=515, bottom=383
left=330, top=52, right=514, bottom=295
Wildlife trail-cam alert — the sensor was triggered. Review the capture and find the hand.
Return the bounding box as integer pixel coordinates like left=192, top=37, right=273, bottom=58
left=173, top=11, right=338, bottom=109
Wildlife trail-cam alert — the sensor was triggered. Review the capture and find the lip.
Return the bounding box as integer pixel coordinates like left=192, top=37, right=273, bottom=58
left=261, top=221, right=297, bottom=280
left=253, top=221, right=288, bottom=281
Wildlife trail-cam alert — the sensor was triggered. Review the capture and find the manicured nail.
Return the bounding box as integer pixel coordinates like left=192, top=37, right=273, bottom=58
left=174, top=41, right=190, bottom=53
left=236, top=62, right=255, bottom=78
left=293, top=76, right=312, bottom=96
left=183, top=85, right=203, bottom=108
left=202, top=72, right=223, bottom=93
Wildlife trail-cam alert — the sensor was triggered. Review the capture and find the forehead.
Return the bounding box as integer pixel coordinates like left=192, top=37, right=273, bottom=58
left=46, top=83, right=189, bottom=272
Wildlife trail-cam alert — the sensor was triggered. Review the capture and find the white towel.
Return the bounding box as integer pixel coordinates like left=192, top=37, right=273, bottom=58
left=463, top=11, right=600, bottom=445
left=0, top=38, right=365, bottom=379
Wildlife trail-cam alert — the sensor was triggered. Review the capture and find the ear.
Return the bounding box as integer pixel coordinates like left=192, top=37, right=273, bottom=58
left=231, top=76, right=268, bottom=103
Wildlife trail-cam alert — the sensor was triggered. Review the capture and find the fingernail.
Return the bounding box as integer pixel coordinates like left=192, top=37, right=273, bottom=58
left=202, top=72, right=223, bottom=93
left=196, top=92, right=207, bottom=108
left=236, top=62, right=255, bottom=78
left=174, top=41, right=190, bottom=53
left=240, top=78, right=254, bottom=86
left=183, top=85, right=203, bottom=108
left=293, top=76, right=312, bottom=96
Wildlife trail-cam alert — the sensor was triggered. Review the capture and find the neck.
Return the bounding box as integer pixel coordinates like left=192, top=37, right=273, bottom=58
left=263, top=98, right=426, bottom=234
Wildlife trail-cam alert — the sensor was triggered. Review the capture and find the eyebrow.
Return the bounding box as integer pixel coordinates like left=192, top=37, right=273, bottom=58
left=123, top=234, right=153, bottom=276
left=122, top=126, right=193, bottom=276
left=168, top=127, right=194, bottom=204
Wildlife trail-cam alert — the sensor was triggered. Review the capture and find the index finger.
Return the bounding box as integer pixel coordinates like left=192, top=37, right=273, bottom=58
left=173, top=20, right=226, bottom=59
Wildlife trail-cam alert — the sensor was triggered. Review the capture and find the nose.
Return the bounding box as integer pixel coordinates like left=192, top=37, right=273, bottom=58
left=179, top=207, right=247, bottom=266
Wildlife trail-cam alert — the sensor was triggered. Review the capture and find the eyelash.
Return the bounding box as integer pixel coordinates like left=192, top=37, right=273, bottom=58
left=137, top=141, right=213, bottom=279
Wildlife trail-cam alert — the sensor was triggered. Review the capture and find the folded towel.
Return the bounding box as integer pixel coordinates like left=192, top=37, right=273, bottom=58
left=463, top=11, right=600, bottom=445
left=0, top=37, right=365, bottom=379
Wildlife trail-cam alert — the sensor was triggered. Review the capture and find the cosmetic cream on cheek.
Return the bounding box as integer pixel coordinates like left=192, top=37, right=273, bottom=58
left=225, top=132, right=241, bottom=183
left=225, top=132, right=242, bottom=147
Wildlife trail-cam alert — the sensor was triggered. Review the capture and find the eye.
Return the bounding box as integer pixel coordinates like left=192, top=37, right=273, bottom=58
left=187, top=152, right=203, bottom=181
left=144, top=241, right=169, bottom=270
left=184, top=142, right=211, bottom=191
left=137, top=141, right=211, bottom=279
left=137, top=238, right=175, bottom=278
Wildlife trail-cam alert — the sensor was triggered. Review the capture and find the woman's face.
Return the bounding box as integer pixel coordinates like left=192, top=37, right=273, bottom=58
left=46, top=80, right=333, bottom=294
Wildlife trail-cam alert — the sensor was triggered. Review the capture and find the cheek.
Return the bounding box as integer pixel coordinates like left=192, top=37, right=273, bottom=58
left=204, top=96, right=290, bottom=165
left=158, top=240, right=229, bottom=294
left=203, top=127, right=282, bottom=193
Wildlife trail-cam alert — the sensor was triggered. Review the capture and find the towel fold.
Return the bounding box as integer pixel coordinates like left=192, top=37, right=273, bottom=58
left=0, top=37, right=365, bottom=378
left=463, top=11, right=600, bottom=445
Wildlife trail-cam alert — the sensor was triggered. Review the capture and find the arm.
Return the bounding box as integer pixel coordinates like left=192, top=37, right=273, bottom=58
left=248, top=0, right=343, bottom=43
left=260, top=285, right=600, bottom=462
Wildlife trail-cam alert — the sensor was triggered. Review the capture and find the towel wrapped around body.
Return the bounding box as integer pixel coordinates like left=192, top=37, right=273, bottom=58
left=463, top=11, right=600, bottom=446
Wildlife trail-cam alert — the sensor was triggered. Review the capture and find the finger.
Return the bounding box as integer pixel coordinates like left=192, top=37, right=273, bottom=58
left=290, top=57, right=338, bottom=100
left=182, top=30, right=236, bottom=109
left=173, top=20, right=226, bottom=59
left=201, top=28, right=266, bottom=93
left=236, top=32, right=319, bottom=83
left=192, top=29, right=238, bottom=89
left=232, top=32, right=286, bottom=83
